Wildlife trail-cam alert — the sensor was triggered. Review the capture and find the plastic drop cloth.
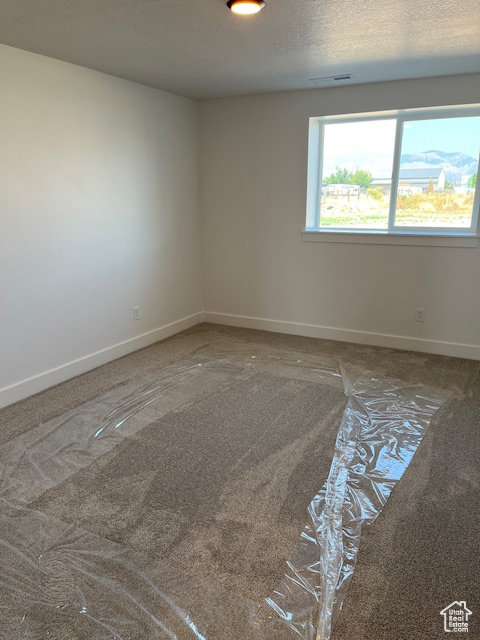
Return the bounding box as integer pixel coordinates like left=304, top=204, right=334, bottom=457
left=0, top=343, right=449, bottom=640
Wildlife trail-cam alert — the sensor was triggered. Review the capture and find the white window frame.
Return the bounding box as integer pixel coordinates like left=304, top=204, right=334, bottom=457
left=304, top=104, right=480, bottom=246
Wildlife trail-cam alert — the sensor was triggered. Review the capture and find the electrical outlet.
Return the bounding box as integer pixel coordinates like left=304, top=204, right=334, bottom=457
left=415, top=308, right=425, bottom=322
left=133, top=306, right=140, bottom=321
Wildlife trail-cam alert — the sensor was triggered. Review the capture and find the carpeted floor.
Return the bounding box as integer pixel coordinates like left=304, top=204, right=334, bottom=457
left=1, top=323, right=479, bottom=639
left=31, top=370, right=346, bottom=602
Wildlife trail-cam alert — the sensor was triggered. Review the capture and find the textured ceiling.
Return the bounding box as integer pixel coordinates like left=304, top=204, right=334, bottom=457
left=0, top=0, right=479, bottom=99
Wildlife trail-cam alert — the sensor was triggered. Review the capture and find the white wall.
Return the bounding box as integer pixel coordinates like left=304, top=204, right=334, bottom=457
left=0, top=45, right=203, bottom=405
left=200, top=75, right=480, bottom=358
left=1, top=60, right=479, bottom=409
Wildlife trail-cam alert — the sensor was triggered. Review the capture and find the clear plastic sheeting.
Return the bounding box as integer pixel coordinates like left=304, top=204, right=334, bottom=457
left=0, top=358, right=244, bottom=504
left=192, top=344, right=344, bottom=389
left=0, top=342, right=449, bottom=639
left=1, top=498, right=274, bottom=640
left=263, top=370, right=449, bottom=640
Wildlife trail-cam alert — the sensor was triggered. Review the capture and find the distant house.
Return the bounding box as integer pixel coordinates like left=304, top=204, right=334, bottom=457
left=372, top=168, right=446, bottom=194
left=322, top=183, right=359, bottom=196
left=455, top=174, right=476, bottom=194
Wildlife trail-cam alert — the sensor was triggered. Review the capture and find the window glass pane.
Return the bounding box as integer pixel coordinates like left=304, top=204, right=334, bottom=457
left=395, top=116, right=480, bottom=228
left=320, top=119, right=396, bottom=229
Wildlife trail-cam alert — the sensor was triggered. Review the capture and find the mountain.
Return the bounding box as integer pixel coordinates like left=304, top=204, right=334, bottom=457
left=400, top=150, right=478, bottom=184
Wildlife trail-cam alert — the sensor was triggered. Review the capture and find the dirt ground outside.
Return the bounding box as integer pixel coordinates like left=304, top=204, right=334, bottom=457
left=319, top=192, right=475, bottom=228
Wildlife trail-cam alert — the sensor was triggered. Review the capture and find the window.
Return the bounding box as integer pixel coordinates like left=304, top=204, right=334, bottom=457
left=305, top=105, right=480, bottom=241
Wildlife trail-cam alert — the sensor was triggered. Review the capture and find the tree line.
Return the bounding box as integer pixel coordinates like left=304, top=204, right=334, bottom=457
left=325, top=169, right=477, bottom=190
left=323, top=167, right=373, bottom=189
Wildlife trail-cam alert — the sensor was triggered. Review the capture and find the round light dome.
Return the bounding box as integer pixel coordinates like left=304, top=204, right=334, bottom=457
left=227, top=1, right=266, bottom=15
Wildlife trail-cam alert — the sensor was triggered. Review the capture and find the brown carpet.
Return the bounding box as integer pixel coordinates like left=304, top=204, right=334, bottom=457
left=332, top=394, right=480, bottom=640
left=1, top=323, right=479, bottom=639
left=32, top=371, right=346, bottom=602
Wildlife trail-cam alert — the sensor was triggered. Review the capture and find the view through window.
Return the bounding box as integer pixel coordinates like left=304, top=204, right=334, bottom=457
left=309, top=107, right=480, bottom=234
left=395, top=117, right=478, bottom=228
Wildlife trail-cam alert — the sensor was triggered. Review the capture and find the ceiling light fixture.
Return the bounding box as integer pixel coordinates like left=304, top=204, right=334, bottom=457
left=227, top=1, right=265, bottom=16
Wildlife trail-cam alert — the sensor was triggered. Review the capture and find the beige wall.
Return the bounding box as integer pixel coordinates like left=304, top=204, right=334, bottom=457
left=200, top=74, right=480, bottom=358
left=0, top=45, right=203, bottom=404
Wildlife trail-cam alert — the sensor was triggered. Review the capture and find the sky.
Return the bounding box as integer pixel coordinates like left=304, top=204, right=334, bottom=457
left=322, top=116, right=480, bottom=178
left=402, top=116, right=480, bottom=157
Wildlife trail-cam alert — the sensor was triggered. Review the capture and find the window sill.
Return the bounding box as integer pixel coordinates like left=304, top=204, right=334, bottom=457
left=302, top=230, right=479, bottom=248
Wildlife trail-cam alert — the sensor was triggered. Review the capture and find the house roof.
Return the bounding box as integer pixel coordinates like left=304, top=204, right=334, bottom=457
left=373, top=168, right=444, bottom=182
left=399, top=168, right=444, bottom=179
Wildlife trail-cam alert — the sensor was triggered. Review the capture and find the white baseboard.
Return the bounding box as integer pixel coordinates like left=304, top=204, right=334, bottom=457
left=204, top=312, right=480, bottom=361
left=3, top=309, right=478, bottom=409
left=0, top=312, right=205, bottom=409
